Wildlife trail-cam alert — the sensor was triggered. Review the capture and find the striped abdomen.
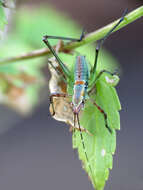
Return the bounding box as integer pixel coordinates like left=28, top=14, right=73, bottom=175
left=72, top=56, right=89, bottom=113
left=75, top=56, right=89, bottom=82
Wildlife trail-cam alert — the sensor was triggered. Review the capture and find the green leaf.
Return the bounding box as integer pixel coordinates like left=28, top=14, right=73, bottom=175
left=72, top=74, right=121, bottom=190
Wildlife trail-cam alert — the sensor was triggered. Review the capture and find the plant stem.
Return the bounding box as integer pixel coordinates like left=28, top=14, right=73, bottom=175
left=0, top=6, right=143, bottom=65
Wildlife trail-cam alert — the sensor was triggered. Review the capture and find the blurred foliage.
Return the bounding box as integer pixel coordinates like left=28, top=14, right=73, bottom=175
left=0, top=4, right=121, bottom=189
left=0, top=0, right=15, bottom=31
left=0, top=0, right=7, bottom=30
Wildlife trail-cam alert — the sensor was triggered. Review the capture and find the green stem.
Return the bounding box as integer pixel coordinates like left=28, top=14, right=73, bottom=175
left=0, top=6, right=143, bottom=65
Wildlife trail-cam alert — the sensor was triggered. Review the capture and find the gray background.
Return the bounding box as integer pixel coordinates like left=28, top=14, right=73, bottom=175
left=0, top=0, right=143, bottom=190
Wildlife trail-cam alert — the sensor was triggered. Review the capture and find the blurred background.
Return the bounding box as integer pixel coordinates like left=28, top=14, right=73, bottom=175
left=0, top=0, right=143, bottom=190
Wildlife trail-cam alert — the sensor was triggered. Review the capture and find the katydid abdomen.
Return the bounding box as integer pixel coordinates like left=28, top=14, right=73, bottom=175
left=72, top=55, right=89, bottom=114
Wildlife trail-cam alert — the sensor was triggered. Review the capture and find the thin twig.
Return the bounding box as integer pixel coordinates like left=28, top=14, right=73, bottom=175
left=0, top=6, right=142, bottom=65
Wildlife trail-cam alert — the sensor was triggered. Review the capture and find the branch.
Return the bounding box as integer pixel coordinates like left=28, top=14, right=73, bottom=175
left=0, top=6, right=143, bottom=65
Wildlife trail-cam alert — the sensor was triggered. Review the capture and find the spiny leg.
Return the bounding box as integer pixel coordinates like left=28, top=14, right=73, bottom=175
left=44, top=29, right=85, bottom=42
left=90, top=99, right=112, bottom=134
left=88, top=10, right=128, bottom=133
left=91, top=8, right=128, bottom=77
left=76, top=113, right=95, bottom=183
left=50, top=93, right=69, bottom=116
left=97, top=8, right=128, bottom=49
left=43, top=37, right=70, bottom=78
left=43, top=30, right=85, bottom=79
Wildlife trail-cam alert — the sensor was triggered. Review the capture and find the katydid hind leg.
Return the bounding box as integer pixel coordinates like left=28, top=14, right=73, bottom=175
left=44, top=29, right=85, bottom=42
left=97, top=8, right=128, bottom=50
left=91, top=8, right=128, bottom=77
left=43, top=36, right=70, bottom=79
left=90, top=99, right=112, bottom=133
